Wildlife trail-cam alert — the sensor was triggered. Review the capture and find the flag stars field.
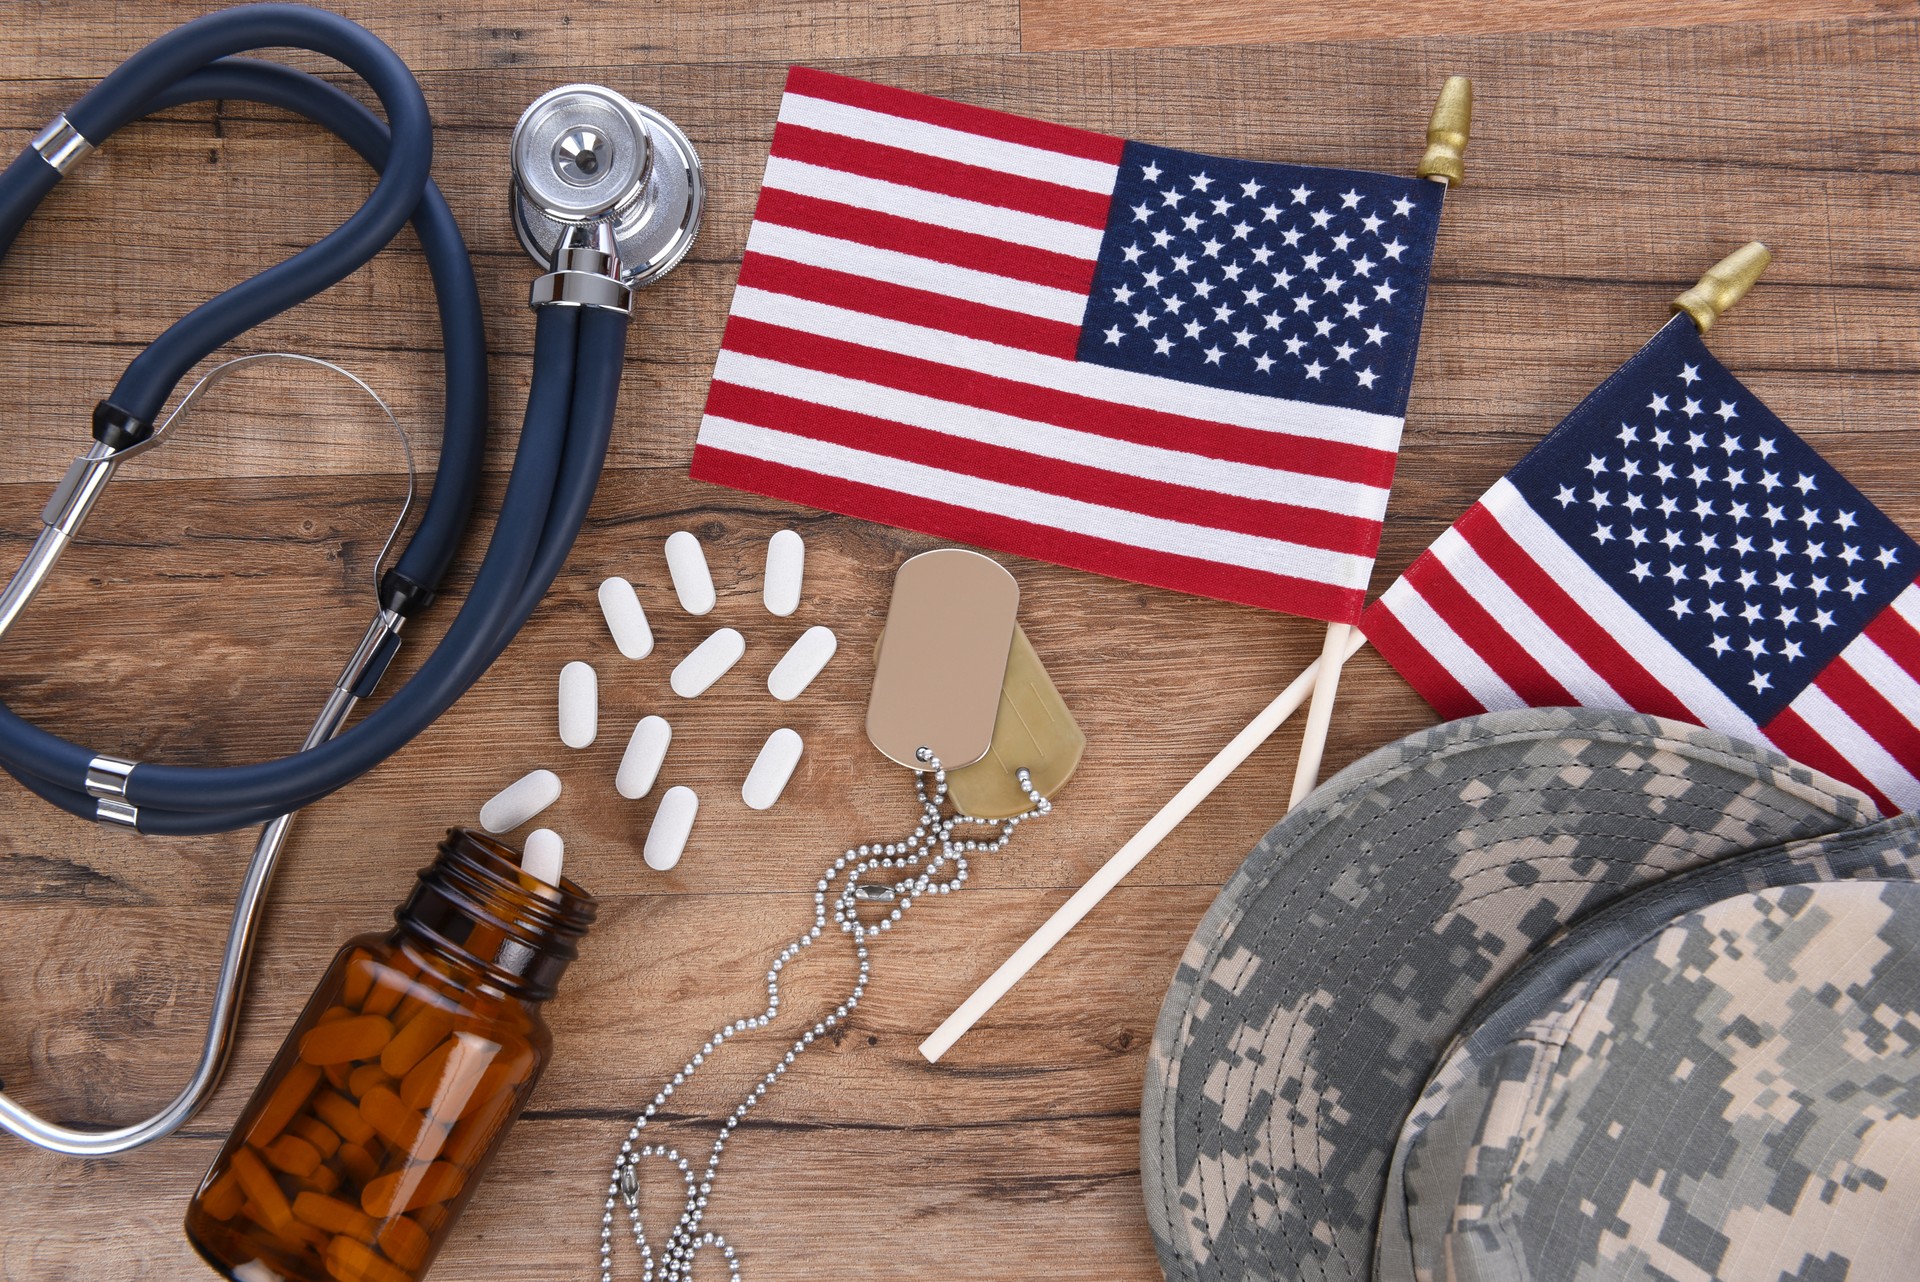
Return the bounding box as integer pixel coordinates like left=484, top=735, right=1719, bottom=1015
left=1078, top=146, right=1440, bottom=414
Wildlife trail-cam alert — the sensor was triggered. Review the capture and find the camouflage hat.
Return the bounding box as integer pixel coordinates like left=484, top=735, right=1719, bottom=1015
left=1142, top=707, right=1920, bottom=1282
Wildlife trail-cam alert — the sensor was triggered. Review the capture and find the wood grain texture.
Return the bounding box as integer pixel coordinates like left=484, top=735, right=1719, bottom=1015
left=1021, top=0, right=1918, bottom=52
left=0, top=5, right=1917, bottom=1281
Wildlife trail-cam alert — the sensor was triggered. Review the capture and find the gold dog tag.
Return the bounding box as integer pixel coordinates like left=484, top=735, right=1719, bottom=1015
left=947, top=625, right=1084, bottom=818
left=866, top=549, right=1019, bottom=770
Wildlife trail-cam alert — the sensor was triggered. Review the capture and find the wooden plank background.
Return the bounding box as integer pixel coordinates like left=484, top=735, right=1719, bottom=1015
left=2, top=3, right=1918, bottom=1279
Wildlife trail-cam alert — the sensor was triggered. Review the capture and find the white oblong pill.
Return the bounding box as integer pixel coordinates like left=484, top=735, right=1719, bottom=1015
left=645, top=785, right=699, bottom=871
left=616, top=715, right=672, bottom=800
left=763, top=529, right=805, bottom=617
left=670, top=627, right=745, bottom=698
left=742, top=728, right=804, bottom=811
left=664, top=531, right=716, bottom=616
left=558, top=660, right=598, bottom=748
left=598, top=576, right=654, bottom=660
left=767, top=625, right=837, bottom=702
left=522, top=828, right=565, bottom=891
left=480, top=768, right=562, bottom=833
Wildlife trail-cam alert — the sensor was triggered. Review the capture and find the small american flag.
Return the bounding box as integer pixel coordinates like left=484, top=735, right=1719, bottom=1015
left=692, top=67, right=1446, bottom=624
left=1364, top=314, right=1920, bottom=812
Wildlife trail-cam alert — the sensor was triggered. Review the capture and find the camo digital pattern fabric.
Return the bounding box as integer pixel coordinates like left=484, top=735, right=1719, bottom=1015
left=1142, top=707, right=1886, bottom=1282
left=1382, top=872, right=1920, bottom=1282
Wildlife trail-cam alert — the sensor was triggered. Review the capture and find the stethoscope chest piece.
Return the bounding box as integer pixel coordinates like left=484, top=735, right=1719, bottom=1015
left=510, top=83, right=704, bottom=289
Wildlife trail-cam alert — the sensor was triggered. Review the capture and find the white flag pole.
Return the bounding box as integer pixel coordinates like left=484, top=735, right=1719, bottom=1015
left=918, top=77, right=1475, bottom=1065
left=1286, top=77, right=1473, bottom=807
left=919, top=627, right=1366, bottom=1063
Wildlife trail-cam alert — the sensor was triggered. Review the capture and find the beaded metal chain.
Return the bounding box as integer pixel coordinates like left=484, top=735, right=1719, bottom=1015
left=598, top=749, right=1051, bottom=1282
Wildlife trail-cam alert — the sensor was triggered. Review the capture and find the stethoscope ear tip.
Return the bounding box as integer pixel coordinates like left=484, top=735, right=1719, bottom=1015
left=510, top=84, right=704, bottom=290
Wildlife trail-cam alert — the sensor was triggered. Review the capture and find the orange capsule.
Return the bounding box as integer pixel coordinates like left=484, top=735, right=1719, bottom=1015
left=297, top=1161, right=343, bottom=1197
left=229, top=1146, right=293, bottom=1232
left=377, top=1214, right=431, bottom=1272
left=359, top=1086, right=444, bottom=1156
left=292, top=1191, right=378, bottom=1245
left=283, top=1215, right=332, bottom=1252
left=262, top=1133, right=323, bottom=1178
left=325, top=1060, right=354, bottom=1092
left=381, top=1007, right=454, bottom=1078
left=397, top=1039, right=455, bottom=1112
left=317, top=1004, right=351, bottom=1025
left=313, top=1089, right=377, bottom=1147
left=245, top=1060, right=322, bottom=1148
left=300, top=1015, right=395, bottom=1066
left=199, top=1169, right=246, bottom=1221
left=323, top=1234, right=413, bottom=1282
left=359, top=956, right=420, bottom=1019
left=335, top=1141, right=379, bottom=1187
left=360, top=1160, right=464, bottom=1218
left=459, top=1044, right=534, bottom=1119
left=404, top=1032, right=497, bottom=1117
left=349, top=1063, right=395, bottom=1100
left=440, top=1094, right=516, bottom=1171
left=340, top=949, right=377, bottom=1007
left=291, top=1115, right=342, bottom=1160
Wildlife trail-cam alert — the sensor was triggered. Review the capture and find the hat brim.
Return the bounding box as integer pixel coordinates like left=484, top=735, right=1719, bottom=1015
left=1142, top=707, right=1880, bottom=1282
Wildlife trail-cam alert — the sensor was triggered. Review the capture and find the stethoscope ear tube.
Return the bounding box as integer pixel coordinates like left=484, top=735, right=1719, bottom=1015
left=67, top=4, right=436, bottom=433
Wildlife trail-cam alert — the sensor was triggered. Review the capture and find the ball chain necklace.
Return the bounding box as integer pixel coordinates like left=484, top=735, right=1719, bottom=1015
left=597, top=750, right=1052, bottom=1281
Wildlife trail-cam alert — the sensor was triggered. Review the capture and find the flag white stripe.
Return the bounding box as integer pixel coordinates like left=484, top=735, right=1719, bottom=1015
left=1890, top=581, right=1920, bottom=632
left=1372, top=578, right=1525, bottom=710
left=728, top=286, right=1406, bottom=451
left=1782, top=681, right=1920, bottom=812
left=745, top=221, right=1089, bottom=325
left=1427, top=527, right=1628, bottom=708
left=712, top=349, right=1391, bottom=521
left=1834, top=636, right=1920, bottom=734
left=778, top=91, right=1120, bottom=194
left=761, top=156, right=1106, bottom=260
left=697, top=415, right=1376, bottom=588
left=1484, top=479, right=1763, bottom=739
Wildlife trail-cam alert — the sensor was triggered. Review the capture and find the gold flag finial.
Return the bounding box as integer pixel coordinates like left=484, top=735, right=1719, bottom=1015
left=1672, top=241, right=1772, bottom=333
left=1416, top=76, right=1472, bottom=186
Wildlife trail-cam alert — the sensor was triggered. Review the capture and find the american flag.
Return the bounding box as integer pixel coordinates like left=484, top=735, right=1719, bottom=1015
left=1364, top=314, right=1920, bottom=813
left=691, top=67, right=1446, bottom=624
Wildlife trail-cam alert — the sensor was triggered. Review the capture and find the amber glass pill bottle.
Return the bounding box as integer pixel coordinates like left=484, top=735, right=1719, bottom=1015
left=185, top=828, right=595, bottom=1282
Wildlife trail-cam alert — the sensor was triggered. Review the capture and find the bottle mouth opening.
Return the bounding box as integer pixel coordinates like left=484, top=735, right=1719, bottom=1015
left=398, top=828, right=598, bottom=998
left=440, top=827, right=597, bottom=932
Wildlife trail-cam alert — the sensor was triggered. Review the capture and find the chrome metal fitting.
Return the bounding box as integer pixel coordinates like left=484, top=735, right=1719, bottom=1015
left=85, top=755, right=138, bottom=828
left=510, top=84, right=703, bottom=290
left=530, top=222, right=633, bottom=313
left=32, top=114, right=93, bottom=175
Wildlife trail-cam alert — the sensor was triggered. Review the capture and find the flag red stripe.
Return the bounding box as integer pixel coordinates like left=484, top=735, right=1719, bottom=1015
left=1359, top=597, right=1486, bottom=721
left=783, top=66, right=1126, bottom=167
left=1401, top=555, right=1578, bottom=706
left=770, top=123, right=1113, bottom=229
left=1454, top=505, right=1699, bottom=725
left=737, top=252, right=1082, bottom=359
left=719, top=316, right=1400, bottom=489
left=704, top=381, right=1383, bottom=556
left=1763, top=705, right=1897, bottom=814
left=691, top=445, right=1364, bottom=622
left=1864, top=598, right=1920, bottom=676
left=752, top=188, right=1097, bottom=294
left=1811, top=659, right=1920, bottom=782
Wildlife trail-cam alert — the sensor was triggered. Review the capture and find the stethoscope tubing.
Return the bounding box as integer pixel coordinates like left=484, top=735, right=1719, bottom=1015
left=0, top=5, right=631, bottom=833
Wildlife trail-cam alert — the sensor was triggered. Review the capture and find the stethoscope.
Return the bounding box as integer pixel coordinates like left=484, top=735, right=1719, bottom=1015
left=0, top=3, right=703, bottom=1156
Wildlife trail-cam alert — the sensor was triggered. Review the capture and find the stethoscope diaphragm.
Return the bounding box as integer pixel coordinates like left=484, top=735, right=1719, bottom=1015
left=509, top=83, right=704, bottom=289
